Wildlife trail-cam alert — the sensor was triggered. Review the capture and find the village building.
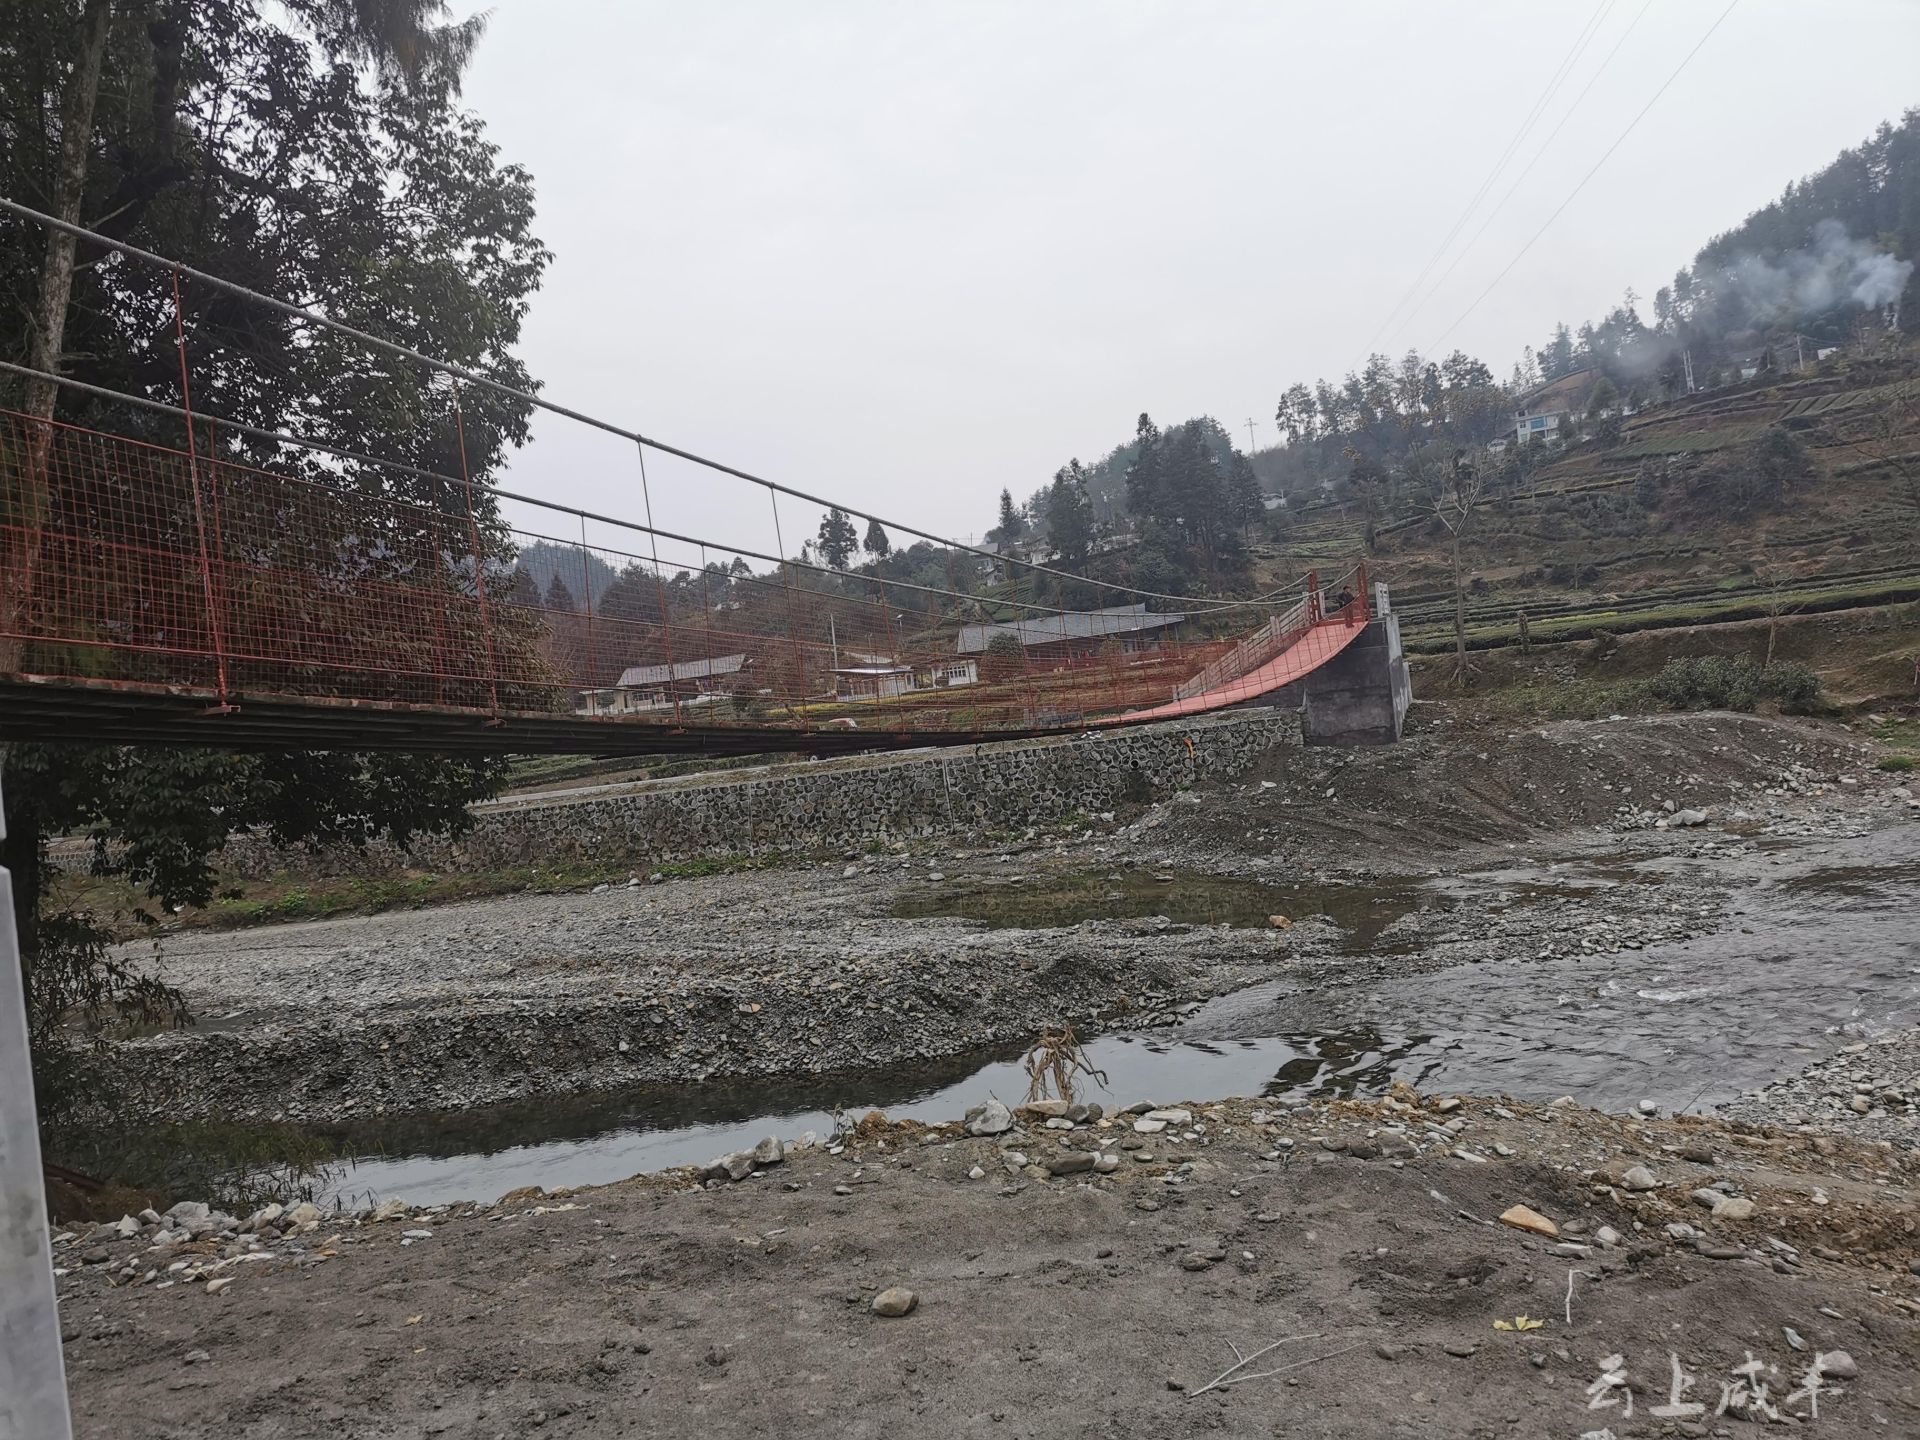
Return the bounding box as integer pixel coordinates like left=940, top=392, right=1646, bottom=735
left=832, top=657, right=979, bottom=701
left=956, top=603, right=1187, bottom=665
left=576, top=653, right=749, bottom=715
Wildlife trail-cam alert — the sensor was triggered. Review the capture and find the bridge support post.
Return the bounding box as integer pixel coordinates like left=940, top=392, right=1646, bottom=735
left=0, top=771, right=74, bottom=1440
left=1300, top=582, right=1411, bottom=745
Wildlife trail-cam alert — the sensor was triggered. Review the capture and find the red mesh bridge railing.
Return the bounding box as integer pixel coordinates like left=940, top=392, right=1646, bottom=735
left=0, top=410, right=1368, bottom=755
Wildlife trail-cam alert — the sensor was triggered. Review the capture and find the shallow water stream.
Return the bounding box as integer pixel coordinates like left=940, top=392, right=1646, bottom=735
left=309, top=824, right=1920, bottom=1206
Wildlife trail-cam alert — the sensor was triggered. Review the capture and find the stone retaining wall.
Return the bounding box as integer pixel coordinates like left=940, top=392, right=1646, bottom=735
left=213, top=708, right=1298, bottom=879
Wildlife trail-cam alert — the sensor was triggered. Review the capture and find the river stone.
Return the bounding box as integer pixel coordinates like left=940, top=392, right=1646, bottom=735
left=1142, top=1108, right=1193, bottom=1126
left=1711, top=1196, right=1755, bottom=1222
left=1093, top=1153, right=1120, bottom=1173
left=1818, top=1350, right=1858, bottom=1379
left=1133, top=1118, right=1168, bottom=1134
left=965, top=1099, right=1013, bottom=1137
left=285, top=1202, right=322, bottom=1227
left=370, top=1198, right=409, bottom=1223
left=751, top=1136, right=785, bottom=1166
left=1620, top=1165, right=1659, bottom=1191
left=870, top=1287, right=917, bottom=1318
left=165, top=1201, right=212, bottom=1235
left=243, top=1203, right=283, bottom=1233
left=1045, top=1152, right=1098, bottom=1176
left=1499, top=1204, right=1559, bottom=1239
left=1018, top=1100, right=1070, bottom=1119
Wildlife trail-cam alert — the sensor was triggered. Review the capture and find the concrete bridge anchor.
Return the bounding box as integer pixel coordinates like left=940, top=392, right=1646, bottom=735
left=1299, top=581, right=1411, bottom=745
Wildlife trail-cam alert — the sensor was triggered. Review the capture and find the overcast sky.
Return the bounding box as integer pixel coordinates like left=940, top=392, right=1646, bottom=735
left=461, top=0, right=1919, bottom=571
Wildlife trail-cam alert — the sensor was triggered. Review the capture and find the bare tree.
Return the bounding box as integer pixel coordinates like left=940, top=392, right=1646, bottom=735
left=1425, top=449, right=1488, bottom=679
left=1752, top=560, right=1798, bottom=671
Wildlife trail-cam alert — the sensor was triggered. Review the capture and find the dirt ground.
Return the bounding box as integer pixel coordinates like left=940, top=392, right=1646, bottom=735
left=54, top=1095, right=1920, bottom=1439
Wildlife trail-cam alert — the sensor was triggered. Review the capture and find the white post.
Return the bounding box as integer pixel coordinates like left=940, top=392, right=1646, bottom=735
left=0, top=774, right=74, bottom=1440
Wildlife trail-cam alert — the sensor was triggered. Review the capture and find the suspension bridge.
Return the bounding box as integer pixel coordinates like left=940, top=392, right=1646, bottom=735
left=0, top=199, right=1397, bottom=759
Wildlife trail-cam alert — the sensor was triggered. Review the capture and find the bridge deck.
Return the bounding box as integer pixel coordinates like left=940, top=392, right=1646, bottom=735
left=0, top=612, right=1366, bottom=757
left=1094, top=615, right=1367, bottom=725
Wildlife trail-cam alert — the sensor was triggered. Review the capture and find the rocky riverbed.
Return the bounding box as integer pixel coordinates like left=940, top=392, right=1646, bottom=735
left=87, top=711, right=1913, bottom=1137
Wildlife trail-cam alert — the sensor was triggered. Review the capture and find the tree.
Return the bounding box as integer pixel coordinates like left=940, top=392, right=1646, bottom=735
left=993, top=487, right=1026, bottom=542
left=1121, top=415, right=1165, bottom=528
left=1424, top=449, right=1489, bottom=679
left=863, top=518, right=891, bottom=559
left=1586, top=376, right=1619, bottom=419
left=981, top=630, right=1026, bottom=681
left=504, top=567, right=541, bottom=608
left=1541, top=323, right=1577, bottom=380
left=1, top=0, right=544, bottom=1121
left=600, top=565, right=664, bottom=625
left=816, top=507, right=858, bottom=569
left=1044, top=461, right=1096, bottom=565
left=543, top=573, right=578, bottom=612
left=1226, top=452, right=1264, bottom=535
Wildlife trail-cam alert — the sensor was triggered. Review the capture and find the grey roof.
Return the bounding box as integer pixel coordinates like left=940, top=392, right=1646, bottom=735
left=956, top=603, right=1186, bottom=654
left=615, top=653, right=748, bottom=687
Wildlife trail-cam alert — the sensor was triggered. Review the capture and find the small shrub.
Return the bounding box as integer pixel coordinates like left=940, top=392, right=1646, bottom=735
left=1879, top=755, right=1915, bottom=773
left=982, top=630, right=1026, bottom=681
left=1648, top=655, right=1822, bottom=714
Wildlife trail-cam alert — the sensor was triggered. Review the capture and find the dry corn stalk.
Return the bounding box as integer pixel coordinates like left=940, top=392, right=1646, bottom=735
left=1023, top=1024, right=1108, bottom=1104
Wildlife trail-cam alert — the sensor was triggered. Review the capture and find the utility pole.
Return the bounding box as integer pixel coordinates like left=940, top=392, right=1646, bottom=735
left=0, top=770, right=75, bottom=1440
left=1244, top=417, right=1260, bottom=455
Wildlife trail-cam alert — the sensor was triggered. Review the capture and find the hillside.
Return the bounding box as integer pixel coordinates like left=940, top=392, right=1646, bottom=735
left=1258, top=348, right=1920, bottom=694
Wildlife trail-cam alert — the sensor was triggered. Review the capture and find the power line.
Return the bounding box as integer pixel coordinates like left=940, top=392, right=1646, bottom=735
left=1396, top=0, right=1653, bottom=342
left=1358, top=0, right=1614, bottom=361
left=0, top=195, right=1240, bottom=613
left=1427, top=0, right=1741, bottom=354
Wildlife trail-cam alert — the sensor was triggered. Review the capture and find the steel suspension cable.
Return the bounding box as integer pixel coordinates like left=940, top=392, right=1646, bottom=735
left=2, top=358, right=1288, bottom=622
left=0, top=195, right=1237, bottom=612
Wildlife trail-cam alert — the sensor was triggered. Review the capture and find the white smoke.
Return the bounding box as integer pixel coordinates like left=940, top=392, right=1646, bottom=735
left=1721, top=219, right=1912, bottom=325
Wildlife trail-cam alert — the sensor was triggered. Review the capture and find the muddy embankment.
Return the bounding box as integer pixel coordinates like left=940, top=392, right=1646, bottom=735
left=95, top=710, right=1912, bottom=1132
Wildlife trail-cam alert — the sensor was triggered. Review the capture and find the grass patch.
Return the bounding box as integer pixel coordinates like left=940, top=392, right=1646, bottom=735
left=1434, top=675, right=1655, bottom=724
left=54, top=853, right=795, bottom=939
left=1647, top=655, right=1822, bottom=714
left=1880, top=755, right=1916, bottom=772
